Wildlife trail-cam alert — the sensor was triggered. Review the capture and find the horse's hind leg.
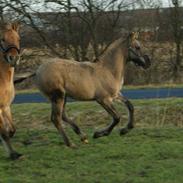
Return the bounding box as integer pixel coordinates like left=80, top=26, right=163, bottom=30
left=93, top=98, right=120, bottom=138
left=51, top=96, right=73, bottom=147
left=117, top=94, right=134, bottom=135
left=62, top=97, right=88, bottom=143
left=62, top=108, right=88, bottom=143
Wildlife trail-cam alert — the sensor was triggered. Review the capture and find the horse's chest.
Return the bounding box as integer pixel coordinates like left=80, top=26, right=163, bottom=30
left=0, top=82, right=15, bottom=106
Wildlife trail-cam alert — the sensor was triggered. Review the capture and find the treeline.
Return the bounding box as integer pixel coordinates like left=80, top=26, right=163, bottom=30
left=0, top=0, right=182, bottom=83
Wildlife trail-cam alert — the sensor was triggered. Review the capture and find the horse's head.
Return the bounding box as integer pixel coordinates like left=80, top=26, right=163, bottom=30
left=127, top=32, right=151, bottom=69
left=0, top=22, right=21, bottom=67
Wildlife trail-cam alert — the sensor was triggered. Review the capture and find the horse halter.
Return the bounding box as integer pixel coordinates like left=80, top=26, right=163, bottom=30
left=127, top=46, right=141, bottom=63
left=128, top=47, right=140, bottom=57
left=0, top=39, right=21, bottom=66
left=127, top=46, right=151, bottom=69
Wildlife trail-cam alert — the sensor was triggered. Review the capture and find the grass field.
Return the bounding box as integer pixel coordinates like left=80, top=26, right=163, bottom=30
left=0, top=98, right=183, bottom=183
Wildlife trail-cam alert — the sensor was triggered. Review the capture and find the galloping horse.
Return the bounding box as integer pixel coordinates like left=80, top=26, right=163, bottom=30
left=36, top=32, right=151, bottom=147
left=0, top=22, right=22, bottom=159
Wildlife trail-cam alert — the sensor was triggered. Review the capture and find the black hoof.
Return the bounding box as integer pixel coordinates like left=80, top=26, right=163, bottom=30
left=93, top=130, right=109, bottom=139
left=120, top=128, right=129, bottom=135
left=10, top=152, right=23, bottom=160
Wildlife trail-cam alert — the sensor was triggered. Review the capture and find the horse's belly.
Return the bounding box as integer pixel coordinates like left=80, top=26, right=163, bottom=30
left=65, top=81, right=95, bottom=100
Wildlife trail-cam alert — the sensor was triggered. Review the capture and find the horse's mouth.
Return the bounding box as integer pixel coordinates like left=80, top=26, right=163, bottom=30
left=143, top=55, right=151, bottom=69
left=134, top=55, right=151, bottom=69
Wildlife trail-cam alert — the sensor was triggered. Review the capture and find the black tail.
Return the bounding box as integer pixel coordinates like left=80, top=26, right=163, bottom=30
left=14, top=73, right=36, bottom=84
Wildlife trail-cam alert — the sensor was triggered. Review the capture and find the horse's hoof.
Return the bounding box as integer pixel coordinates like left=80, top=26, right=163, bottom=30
left=82, top=139, right=89, bottom=144
left=120, top=128, right=129, bottom=135
left=93, top=130, right=109, bottom=138
left=93, top=131, right=100, bottom=138
left=10, top=152, right=23, bottom=160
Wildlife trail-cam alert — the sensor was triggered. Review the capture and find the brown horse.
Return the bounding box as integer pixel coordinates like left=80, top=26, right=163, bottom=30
left=0, top=22, right=22, bottom=159
left=36, top=32, right=150, bottom=147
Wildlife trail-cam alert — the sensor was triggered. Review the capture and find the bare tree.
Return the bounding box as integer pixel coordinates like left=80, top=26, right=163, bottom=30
left=170, top=0, right=182, bottom=81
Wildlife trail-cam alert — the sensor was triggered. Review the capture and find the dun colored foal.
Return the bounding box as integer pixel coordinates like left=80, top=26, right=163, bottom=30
left=36, top=32, right=151, bottom=147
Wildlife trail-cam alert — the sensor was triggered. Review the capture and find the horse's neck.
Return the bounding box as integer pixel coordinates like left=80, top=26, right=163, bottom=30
left=0, top=57, right=14, bottom=83
left=100, top=39, right=127, bottom=81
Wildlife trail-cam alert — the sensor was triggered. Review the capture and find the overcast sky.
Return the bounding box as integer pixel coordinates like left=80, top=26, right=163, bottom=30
left=162, top=0, right=172, bottom=7
left=28, top=0, right=181, bottom=12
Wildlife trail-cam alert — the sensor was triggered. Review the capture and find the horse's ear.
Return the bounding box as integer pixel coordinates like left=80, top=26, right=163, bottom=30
left=11, top=22, right=20, bottom=32
left=4, top=23, right=12, bottom=30
left=129, top=32, right=139, bottom=41
left=136, top=32, right=139, bottom=39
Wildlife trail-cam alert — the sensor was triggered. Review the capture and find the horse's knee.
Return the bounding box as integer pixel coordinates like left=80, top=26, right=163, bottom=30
left=0, top=124, right=15, bottom=139
left=9, top=128, right=16, bottom=138
left=1, top=128, right=16, bottom=138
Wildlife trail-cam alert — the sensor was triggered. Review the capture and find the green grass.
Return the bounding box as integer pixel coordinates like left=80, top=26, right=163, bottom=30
left=0, top=98, right=183, bottom=183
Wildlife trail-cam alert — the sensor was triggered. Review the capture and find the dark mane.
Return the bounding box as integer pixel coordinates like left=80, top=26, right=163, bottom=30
left=93, top=37, right=127, bottom=62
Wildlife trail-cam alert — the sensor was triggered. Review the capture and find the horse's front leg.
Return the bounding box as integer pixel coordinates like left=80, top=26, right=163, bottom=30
left=93, top=98, right=120, bottom=138
left=3, top=107, right=16, bottom=138
left=0, top=108, right=22, bottom=160
left=117, top=93, right=134, bottom=135
left=0, top=135, right=22, bottom=160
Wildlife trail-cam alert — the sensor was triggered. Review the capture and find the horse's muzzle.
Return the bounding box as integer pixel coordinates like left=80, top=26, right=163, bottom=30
left=142, top=55, right=151, bottom=69
left=135, top=55, right=151, bottom=69
left=4, top=55, right=21, bottom=67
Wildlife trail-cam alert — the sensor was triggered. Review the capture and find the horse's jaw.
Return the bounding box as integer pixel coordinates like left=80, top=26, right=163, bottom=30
left=132, top=55, right=151, bottom=69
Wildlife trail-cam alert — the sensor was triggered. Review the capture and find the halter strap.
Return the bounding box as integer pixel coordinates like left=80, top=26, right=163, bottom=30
left=0, top=39, right=20, bottom=54
left=128, top=47, right=140, bottom=58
